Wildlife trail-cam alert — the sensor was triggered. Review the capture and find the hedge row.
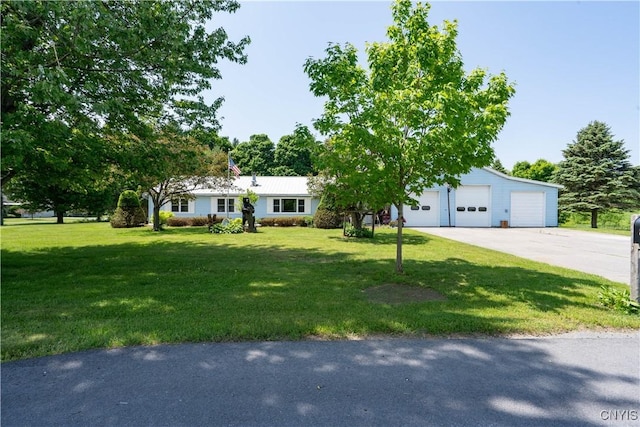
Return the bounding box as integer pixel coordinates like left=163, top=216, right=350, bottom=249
left=258, top=216, right=312, bottom=227
left=166, top=216, right=219, bottom=227
left=166, top=216, right=313, bottom=228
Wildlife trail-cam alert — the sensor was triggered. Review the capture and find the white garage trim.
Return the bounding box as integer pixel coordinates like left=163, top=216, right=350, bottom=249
left=511, top=192, right=545, bottom=227
left=403, top=191, right=439, bottom=227
left=455, top=186, right=491, bottom=227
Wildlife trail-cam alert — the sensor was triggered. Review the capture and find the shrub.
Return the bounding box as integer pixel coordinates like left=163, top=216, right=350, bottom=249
left=258, top=217, right=310, bottom=227
left=598, top=286, right=639, bottom=314
left=344, top=225, right=374, bottom=238
left=110, top=190, right=146, bottom=228
left=259, top=217, right=276, bottom=227
left=165, top=216, right=209, bottom=227
left=211, top=218, right=244, bottom=234
left=190, top=217, right=209, bottom=227
left=159, top=211, right=173, bottom=226
left=313, top=207, right=342, bottom=229
left=167, top=217, right=190, bottom=227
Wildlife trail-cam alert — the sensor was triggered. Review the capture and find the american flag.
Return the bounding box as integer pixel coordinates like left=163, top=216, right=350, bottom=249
left=228, top=157, right=241, bottom=177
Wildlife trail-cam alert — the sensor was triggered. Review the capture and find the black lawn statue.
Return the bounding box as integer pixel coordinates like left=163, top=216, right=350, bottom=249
left=241, top=197, right=257, bottom=232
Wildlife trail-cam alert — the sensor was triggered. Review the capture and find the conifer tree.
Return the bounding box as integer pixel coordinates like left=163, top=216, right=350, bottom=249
left=554, top=121, right=639, bottom=228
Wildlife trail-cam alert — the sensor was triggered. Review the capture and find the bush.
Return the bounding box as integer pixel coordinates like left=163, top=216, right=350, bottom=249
left=159, top=211, right=173, bottom=226
left=190, top=217, right=209, bottom=227
left=167, top=217, right=190, bottom=227
left=313, top=207, right=342, bottom=229
left=165, top=216, right=209, bottom=227
left=211, top=218, right=244, bottom=234
left=110, top=190, right=146, bottom=228
left=598, top=286, right=639, bottom=314
left=258, top=217, right=310, bottom=227
left=344, top=225, right=373, bottom=238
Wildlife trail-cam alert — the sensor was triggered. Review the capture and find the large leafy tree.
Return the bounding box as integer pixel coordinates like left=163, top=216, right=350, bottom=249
left=120, top=125, right=229, bottom=231
left=512, top=159, right=557, bottom=182
left=272, top=124, right=318, bottom=176
left=304, top=0, right=515, bottom=273
left=1, top=0, right=249, bottom=216
left=231, top=134, right=275, bottom=176
left=554, top=121, right=639, bottom=228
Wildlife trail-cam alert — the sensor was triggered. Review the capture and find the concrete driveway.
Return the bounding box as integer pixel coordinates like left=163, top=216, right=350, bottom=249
left=412, top=227, right=630, bottom=284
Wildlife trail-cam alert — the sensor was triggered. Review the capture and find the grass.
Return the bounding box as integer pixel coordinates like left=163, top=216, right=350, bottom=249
left=1, top=221, right=638, bottom=361
left=560, top=210, right=639, bottom=236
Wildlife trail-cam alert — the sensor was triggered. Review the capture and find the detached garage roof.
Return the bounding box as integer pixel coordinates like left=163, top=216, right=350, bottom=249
left=482, top=167, right=563, bottom=189
left=193, top=176, right=311, bottom=197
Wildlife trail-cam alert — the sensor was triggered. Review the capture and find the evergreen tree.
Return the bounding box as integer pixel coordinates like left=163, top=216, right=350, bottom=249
left=490, top=158, right=509, bottom=174
left=554, top=121, right=639, bottom=228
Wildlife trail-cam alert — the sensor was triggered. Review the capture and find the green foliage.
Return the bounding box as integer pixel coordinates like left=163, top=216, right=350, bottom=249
left=554, top=121, right=639, bottom=228
left=490, top=158, right=509, bottom=175
left=110, top=190, right=146, bottom=228
left=272, top=124, right=319, bottom=176
left=344, top=225, right=373, bottom=238
left=231, top=134, right=275, bottom=175
left=561, top=210, right=638, bottom=231
left=598, top=286, right=639, bottom=315
left=159, top=211, right=174, bottom=226
left=304, top=0, right=515, bottom=272
left=1, top=0, right=249, bottom=223
left=3, top=223, right=640, bottom=361
left=511, top=159, right=557, bottom=182
left=313, top=206, right=343, bottom=229
left=117, top=190, right=141, bottom=209
left=211, top=218, right=244, bottom=234
left=237, top=189, right=259, bottom=210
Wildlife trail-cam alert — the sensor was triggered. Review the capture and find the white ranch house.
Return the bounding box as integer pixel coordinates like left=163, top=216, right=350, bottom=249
left=157, top=168, right=561, bottom=227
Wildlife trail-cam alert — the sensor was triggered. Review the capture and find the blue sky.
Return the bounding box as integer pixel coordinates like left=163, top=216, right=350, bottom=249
left=206, top=1, right=639, bottom=169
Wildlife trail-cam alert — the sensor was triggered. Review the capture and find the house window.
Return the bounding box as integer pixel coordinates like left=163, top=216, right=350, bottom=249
left=272, top=198, right=306, bottom=213
left=171, top=198, right=189, bottom=213
left=217, top=198, right=235, bottom=213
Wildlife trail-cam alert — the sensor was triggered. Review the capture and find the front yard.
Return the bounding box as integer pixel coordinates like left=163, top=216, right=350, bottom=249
left=1, top=222, right=638, bottom=361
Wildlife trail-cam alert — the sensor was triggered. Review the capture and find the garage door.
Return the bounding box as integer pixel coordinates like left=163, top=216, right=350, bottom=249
left=403, top=191, right=439, bottom=227
left=455, top=186, right=490, bottom=227
left=510, top=192, right=545, bottom=227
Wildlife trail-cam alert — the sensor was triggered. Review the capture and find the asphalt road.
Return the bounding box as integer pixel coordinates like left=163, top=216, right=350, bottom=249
left=2, top=332, right=639, bottom=427
left=413, top=227, right=630, bottom=284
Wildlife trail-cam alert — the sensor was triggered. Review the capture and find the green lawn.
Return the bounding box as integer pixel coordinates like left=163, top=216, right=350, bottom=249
left=1, top=221, right=638, bottom=361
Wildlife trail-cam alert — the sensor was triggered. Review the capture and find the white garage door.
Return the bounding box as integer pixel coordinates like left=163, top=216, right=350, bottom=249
left=455, top=186, right=490, bottom=227
left=403, top=191, right=439, bottom=227
left=511, top=192, right=545, bottom=227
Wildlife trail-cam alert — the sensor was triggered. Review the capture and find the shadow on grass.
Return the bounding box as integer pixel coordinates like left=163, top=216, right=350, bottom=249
left=1, top=229, right=628, bottom=361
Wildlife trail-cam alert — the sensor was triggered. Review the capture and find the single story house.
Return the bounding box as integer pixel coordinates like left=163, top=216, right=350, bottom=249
left=157, top=168, right=561, bottom=227
left=157, top=175, right=320, bottom=221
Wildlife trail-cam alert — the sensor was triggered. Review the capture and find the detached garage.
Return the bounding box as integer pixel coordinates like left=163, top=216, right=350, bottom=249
left=393, top=167, right=562, bottom=228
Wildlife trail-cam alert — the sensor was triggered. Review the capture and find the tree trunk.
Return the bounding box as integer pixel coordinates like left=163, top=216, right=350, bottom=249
left=350, top=212, right=364, bottom=229
left=396, top=204, right=404, bottom=274
left=56, top=211, right=64, bottom=224
left=590, top=208, right=598, bottom=228
left=153, top=204, right=161, bottom=231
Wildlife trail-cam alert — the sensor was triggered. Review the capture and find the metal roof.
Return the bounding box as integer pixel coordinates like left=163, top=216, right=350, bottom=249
left=193, top=176, right=311, bottom=197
